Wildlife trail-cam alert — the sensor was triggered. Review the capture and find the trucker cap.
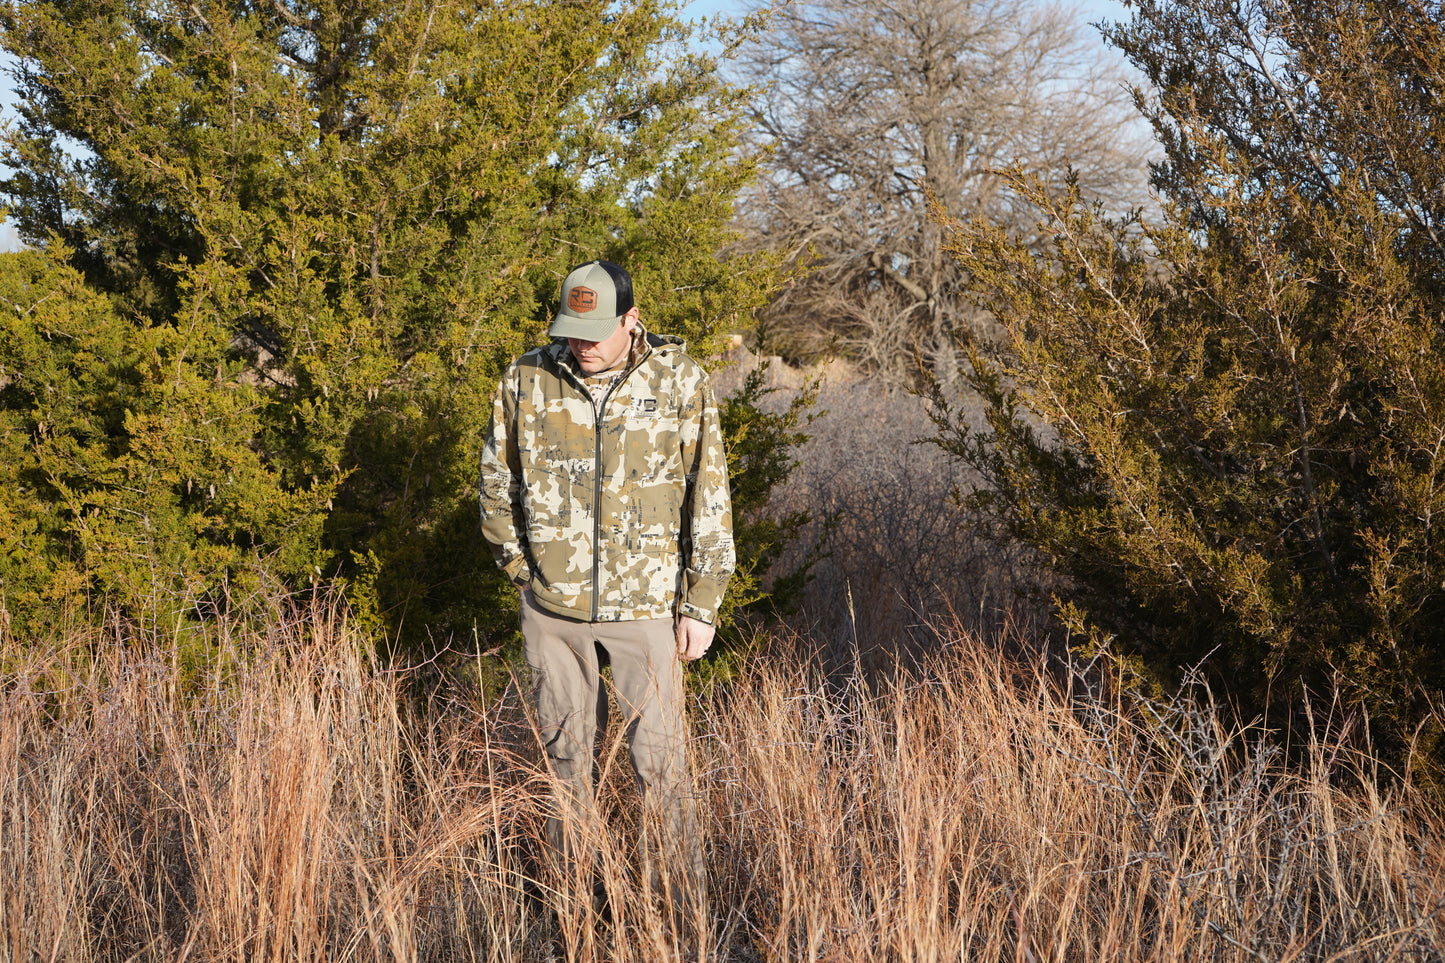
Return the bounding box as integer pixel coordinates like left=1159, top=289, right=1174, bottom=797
left=548, top=260, right=635, bottom=340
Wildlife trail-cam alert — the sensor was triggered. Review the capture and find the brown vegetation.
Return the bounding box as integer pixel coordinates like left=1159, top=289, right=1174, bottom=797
left=716, top=348, right=1047, bottom=670
left=2, top=590, right=1442, bottom=960
left=731, top=0, right=1151, bottom=385
left=777, top=379, right=1042, bottom=666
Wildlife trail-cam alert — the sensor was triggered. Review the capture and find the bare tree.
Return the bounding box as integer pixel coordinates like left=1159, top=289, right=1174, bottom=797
left=734, top=0, right=1151, bottom=385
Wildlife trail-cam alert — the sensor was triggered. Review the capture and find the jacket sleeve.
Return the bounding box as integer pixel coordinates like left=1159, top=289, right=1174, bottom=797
left=478, top=367, right=532, bottom=587
left=677, top=364, right=735, bottom=624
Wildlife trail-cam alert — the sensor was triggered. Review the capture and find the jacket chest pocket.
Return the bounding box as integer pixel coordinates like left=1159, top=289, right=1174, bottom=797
left=521, top=444, right=591, bottom=536
left=618, top=413, right=684, bottom=487
left=621, top=390, right=680, bottom=436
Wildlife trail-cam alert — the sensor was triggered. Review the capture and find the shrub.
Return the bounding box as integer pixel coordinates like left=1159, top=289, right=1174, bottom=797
left=935, top=0, right=1445, bottom=778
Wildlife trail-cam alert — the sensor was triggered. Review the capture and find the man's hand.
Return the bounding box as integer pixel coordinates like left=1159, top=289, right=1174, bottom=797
left=676, top=616, right=715, bottom=661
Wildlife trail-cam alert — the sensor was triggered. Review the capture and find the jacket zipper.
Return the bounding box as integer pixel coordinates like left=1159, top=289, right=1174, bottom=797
left=573, top=342, right=650, bottom=622
left=591, top=409, right=604, bottom=621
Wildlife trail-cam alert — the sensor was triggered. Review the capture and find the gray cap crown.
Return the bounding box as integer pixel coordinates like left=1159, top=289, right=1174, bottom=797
left=549, top=260, right=635, bottom=340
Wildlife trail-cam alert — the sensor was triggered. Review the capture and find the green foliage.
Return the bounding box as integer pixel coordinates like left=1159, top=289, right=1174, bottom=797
left=0, top=249, right=331, bottom=632
left=1, top=0, right=785, bottom=650
left=934, top=0, right=1445, bottom=776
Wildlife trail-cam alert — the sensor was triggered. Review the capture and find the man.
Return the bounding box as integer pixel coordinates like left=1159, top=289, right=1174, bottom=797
left=478, top=259, right=734, bottom=902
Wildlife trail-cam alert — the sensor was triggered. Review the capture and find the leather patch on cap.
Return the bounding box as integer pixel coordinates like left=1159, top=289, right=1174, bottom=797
left=568, top=286, right=598, bottom=313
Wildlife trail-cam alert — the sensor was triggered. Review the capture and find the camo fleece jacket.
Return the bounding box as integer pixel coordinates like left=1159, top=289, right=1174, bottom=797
left=478, top=328, right=735, bottom=624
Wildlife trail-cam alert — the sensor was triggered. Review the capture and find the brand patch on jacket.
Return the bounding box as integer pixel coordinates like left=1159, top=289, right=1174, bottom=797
left=631, top=397, right=658, bottom=417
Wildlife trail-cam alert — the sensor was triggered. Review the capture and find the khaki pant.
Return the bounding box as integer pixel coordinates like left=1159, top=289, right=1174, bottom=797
left=520, top=591, right=703, bottom=902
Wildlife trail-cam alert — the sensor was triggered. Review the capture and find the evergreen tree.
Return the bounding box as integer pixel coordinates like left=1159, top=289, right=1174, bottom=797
left=0, top=249, right=330, bottom=631
left=936, top=0, right=1445, bottom=776
left=1, top=0, right=783, bottom=647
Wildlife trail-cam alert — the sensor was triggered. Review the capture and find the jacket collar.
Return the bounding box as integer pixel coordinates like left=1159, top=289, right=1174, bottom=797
left=546, top=321, right=686, bottom=375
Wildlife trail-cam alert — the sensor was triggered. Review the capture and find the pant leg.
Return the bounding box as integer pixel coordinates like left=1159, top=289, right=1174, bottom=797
left=595, top=617, right=704, bottom=903
left=520, top=591, right=606, bottom=866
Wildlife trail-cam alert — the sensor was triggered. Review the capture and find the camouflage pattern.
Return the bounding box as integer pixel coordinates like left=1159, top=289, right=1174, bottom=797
left=479, top=327, right=735, bottom=624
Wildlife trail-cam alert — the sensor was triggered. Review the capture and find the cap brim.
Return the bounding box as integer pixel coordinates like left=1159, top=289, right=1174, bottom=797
left=548, top=313, right=622, bottom=341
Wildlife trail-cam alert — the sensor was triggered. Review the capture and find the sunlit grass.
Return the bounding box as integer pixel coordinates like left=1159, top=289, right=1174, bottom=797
left=1, top=591, right=1441, bottom=960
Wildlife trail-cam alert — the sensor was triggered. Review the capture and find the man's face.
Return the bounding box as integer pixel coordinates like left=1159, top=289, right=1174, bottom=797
left=568, top=310, right=638, bottom=374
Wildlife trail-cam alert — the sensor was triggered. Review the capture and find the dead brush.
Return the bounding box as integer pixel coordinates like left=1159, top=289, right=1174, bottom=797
left=702, top=624, right=1445, bottom=961
left=0, top=594, right=1442, bottom=961
left=0, top=590, right=724, bottom=963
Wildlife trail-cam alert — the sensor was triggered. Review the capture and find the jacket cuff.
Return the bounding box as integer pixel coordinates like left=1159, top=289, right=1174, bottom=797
left=678, top=571, right=728, bottom=625
left=501, top=554, right=531, bottom=587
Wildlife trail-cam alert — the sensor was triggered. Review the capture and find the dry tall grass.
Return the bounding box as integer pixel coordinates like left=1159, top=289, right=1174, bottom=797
left=2, top=593, right=1442, bottom=961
